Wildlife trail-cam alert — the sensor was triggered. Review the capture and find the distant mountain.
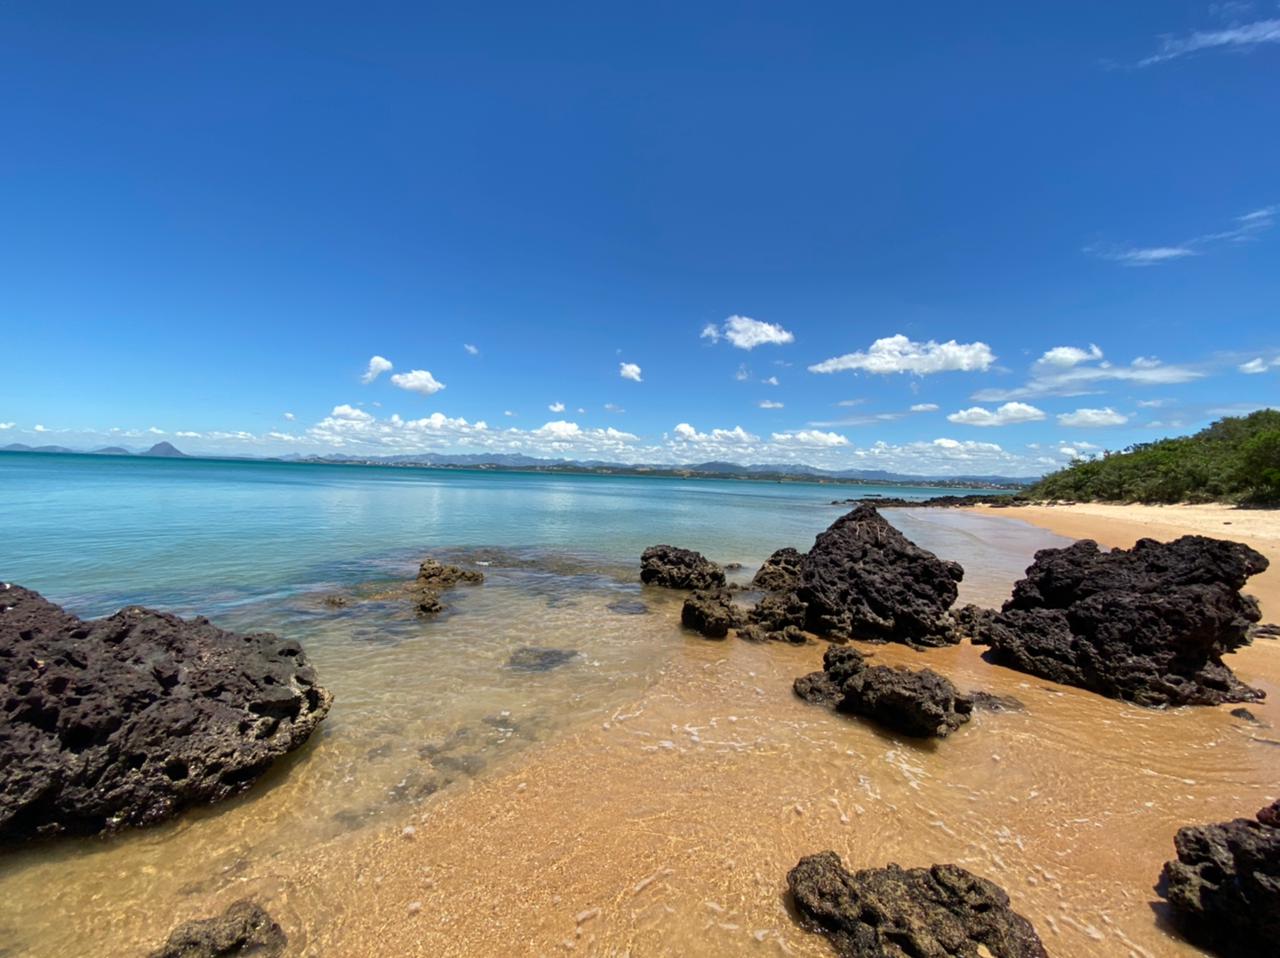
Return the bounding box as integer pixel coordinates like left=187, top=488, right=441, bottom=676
left=90, top=446, right=132, bottom=455
left=1, top=443, right=75, bottom=454
left=141, top=441, right=187, bottom=458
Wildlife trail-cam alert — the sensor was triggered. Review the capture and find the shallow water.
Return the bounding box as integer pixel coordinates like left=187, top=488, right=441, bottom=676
left=1, top=454, right=1276, bottom=957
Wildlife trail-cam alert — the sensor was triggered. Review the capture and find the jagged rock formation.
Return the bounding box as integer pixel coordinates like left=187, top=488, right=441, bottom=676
left=794, top=646, right=973, bottom=738
left=796, top=505, right=964, bottom=647
left=680, top=589, right=742, bottom=639
left=147, top=899, right=287, bottom=958
left=639, top=545, right=726, bottom=590
left=750, top=547, right=804, bottom=592
left=0, top=584, right=332, bottom=841
left=787, top=851, right=1047, bottom=957
left=973, top=536, right=1268, bottom=706
left=409, top=557, right=484, bottom=617
left=1161, top=798, right=1280, bottom=957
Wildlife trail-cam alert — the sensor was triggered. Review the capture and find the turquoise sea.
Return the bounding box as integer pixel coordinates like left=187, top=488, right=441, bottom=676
left=0, top=451, right=1012, bottom=616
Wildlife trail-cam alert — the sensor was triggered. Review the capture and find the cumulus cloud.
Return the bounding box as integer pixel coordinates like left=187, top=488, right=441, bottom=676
left=330, top=403, right=373, bottom=422
left=758, top=400, right=784, bottom=409
left=702, top=315, right=795, bottom=349
left=0, top=422, right=15, bottom=429
left=390, top=369, right=446, bottom=395
left=770, top=430, right=849, bottom=446
left=671, top=423, right=758, bottom=444
left=910, top=403, right=939, bottom=412
left=619, top=362, right=643, bottom=382
left=947, top=402, right=1046, bottom=427
left=503, top=410, right=516, bottom=417
left=361, top=355, right=393, bottom=383
left=1139, top=17, right=1280, bottom=66
left=763, top=376, right=780, bottom=386
left=809, top=334, right=996, bottom=376
left=175, top=431, right=202, bottom=438
left=1037, top=344, right=1104, bottom=368
left=34, top=424, right=47, bottom=432
left=283, top=412, right=296, bottom=421
left=464, top=343, right=479, bottom=356
left=548, top=401, right=565, bottom=413
left=1057, top=407, right=1129, bottom=428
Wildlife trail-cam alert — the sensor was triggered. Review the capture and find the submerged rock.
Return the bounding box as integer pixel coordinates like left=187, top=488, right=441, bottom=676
left=750, top=547, right=804, bottom=592
left=417, top=557, right=485, bottom=588
left=639, top=545, right=725, bottom=590
left=794, top=646, right=973, bottom=737
left=606, top=598, right=649, bottom=615
left=147, top=899, right=286, bottom=958
left=1161, top=798, right=1280, bottom=957
left=0, top=584, right=332, bottom=841
left=976, top=536, right=1268, bottom=706
left=797, top=505, right=964, bottom=647
left=787, top=851, right=1047, bottom=957
left=411, top=588, right=444, bottom=617
left=681, top=589, right=742, bottom=639
left=505, top=647, right=580, bottom=672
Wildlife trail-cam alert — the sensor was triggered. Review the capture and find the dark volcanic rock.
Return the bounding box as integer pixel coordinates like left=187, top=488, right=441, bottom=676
left=1251, top=622, right=1280, bottom=640
left=794, top=646, right=972, bottom=737
left=0, top=584, right=332, bottom=842
left=787, top=851, right=1047, bottom=958
left=411, top=588, right=444, bottom=617
left=750, top=547, right=804, bottom=592
left=1160, top=798, right=1280, bottom=957
left=797, top=505, right=964, bottom=647
left=147, top=899, right=286, bottom=958
left=640, top=545, right=725, bottom=590
left=748, top=590, right=808, bottom=632
left=952, top=603, right=998, bottom=644
left=506, top=646, right=580, bottom=671
left=681, top=589, right=742, bottom=639
left=417, top=557, right=485, bottom=588
left=980, top=536, right=1268, bottom=706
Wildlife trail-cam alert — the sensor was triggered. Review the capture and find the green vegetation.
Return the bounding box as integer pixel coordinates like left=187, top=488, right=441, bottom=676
left=1027, top=410, right=1280, bottom=505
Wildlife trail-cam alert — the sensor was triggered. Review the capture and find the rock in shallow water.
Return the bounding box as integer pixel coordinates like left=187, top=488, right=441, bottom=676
left=794, top=646, right=973, bottom=738
left=505, top=647, right=580, bottom=672
left=1160, top=798, right=1280, bottom=958
left=749, top=547, right=804, bottom=592
left=416, top=557, right=485, bottom=588
left=147, top=899, right=286, bottom=958
left=797, top=505, right=964, bottom=647
left=787, top=851, right=1047, bottom=958
left=639, top=545, right=725, bottom=590
left=0, top=584, right=332, bottom=841
left=974, top=536, right=1267, bottom=706
left=680, top=589, right=742, bottom=639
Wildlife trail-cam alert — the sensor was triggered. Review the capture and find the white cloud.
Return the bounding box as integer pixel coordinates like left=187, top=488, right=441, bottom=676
left=283, top=412, right=296, bottom=421
left=770, top=430, right=849, bottom=446
left=603, top=403, right=624, bottom=413
left=390, top=369, right=446, bottom=395
left=1088, top=206, right=1276, bottom=267
left=1136, top=398, right=1169, bottom=408
left=1239, top=357, right=1271, bottom=374
left=734, top=365, right=750, bottom=382
left=809, top=334, right=996, bottom=376
left=175, top=431, right=202, bottom=438
left=464, top=343, right=479, bottom=356
left=703, top=315, right=795, bottom=350
left=973, top=355, right=1202, bottom=402
left=1037, top=344, right=1103, bottom=368
left=758, top=400, right=785, bottom=409
left=1058, top=446, right=1079, bottom=459
left=503, top=410, right=516, bottom=417
left=619, top=362, right=643, bottom=382
left=548, top=401, right=565, bottom=413
left=361, top=355, right=393, bottom=383
left=1139, top=17, right=1280, bottom=66
left=0, top=422, right=15, bottom=430
left=763, top=376, right=779, bottom=386
left=331, top=403, right=373, bottom=422
left=671, top=423, right=758, bottom=444
left=34, top=424, right=47, bottom=432
left=1089, top=245, right=1196, bottom=267
left=148, top=427, right=165, bottom=435
left=909, top=403, right=939, bottom=412
left=1057, top=407, right=1129, bottom=428
left=947, top=402, right=1046, bottom=427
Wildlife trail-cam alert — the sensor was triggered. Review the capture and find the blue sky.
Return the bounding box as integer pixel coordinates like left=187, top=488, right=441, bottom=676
left=1, top=2, right=1276, bottom=476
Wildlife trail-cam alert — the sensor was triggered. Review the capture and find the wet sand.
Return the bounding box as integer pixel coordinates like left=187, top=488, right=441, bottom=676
left=5, top=511, right=1278, bottom=957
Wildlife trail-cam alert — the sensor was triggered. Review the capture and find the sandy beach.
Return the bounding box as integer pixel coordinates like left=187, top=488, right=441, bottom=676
left=969, top=503, right=1280, bottom=620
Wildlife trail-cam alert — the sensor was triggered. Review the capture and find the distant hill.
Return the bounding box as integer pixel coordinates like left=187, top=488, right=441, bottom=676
left=141, top=441, right=187, bottom=458
left=90, top=446, right=131, bottom=455
left=1, top=443, right=75, bottom=454
left=1027, top=410, right=1280, bottom=505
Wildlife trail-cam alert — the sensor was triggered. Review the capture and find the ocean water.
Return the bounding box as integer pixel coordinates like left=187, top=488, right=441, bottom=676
left=2, top=452, right=1275, bottom=957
